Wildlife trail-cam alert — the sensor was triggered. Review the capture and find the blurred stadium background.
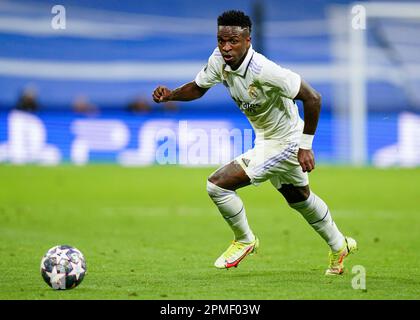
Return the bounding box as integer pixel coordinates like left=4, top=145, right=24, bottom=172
left=0, top=0, right=420, bottom=166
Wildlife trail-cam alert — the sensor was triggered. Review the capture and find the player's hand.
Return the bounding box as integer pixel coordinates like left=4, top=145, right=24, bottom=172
left=298, top=148, right=315, bottom=173
left=152, top=86, right=172, bottom=103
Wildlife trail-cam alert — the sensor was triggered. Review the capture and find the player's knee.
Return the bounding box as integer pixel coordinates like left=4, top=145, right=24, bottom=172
left=207, top=179, right=221, bottom=198
left=207, top=172, right=231, bottom=190
left=207, top=173, right=220, bottom=186
left=207, top=179, right=233, bottom=202
left=298, top=187, right=311, bottom=201
left=280, top=184, right=310, bottom=204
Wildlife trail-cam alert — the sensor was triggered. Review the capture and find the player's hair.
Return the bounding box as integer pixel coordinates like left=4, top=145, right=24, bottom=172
left=217, top=10, right=252, bottom=34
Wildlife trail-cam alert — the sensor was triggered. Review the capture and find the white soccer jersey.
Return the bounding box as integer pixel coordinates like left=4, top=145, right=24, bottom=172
left=195, top=45, right=303, bottom=144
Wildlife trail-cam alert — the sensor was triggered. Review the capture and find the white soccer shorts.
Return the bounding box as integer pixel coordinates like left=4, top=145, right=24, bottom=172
left=235, top=140, right=309, bottom=188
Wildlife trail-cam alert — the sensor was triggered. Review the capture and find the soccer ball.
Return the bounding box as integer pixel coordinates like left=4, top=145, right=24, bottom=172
left=40, top=245, right=87, bottom=290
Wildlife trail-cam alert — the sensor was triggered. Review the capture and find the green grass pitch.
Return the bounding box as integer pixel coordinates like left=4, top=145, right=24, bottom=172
left=0, top=165, right=419, bottom=300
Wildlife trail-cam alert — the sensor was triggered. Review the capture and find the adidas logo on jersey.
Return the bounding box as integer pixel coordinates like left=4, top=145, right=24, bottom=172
left=242, top=158, right=250, bottom=167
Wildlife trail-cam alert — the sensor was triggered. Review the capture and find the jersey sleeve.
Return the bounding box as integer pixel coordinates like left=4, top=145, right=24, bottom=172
left=194, top=51, right=222, bottom=89
left=259, top=60, right=301, bottom=99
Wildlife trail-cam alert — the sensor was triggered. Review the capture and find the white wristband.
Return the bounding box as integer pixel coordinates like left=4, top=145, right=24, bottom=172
left=299, top=134, right=314, bottom=150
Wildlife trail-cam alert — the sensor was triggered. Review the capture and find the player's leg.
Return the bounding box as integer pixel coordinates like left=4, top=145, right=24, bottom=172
left=207, top=161, right=259, bottom=268
left=274, top=182, right=357, bottom=275
left=278, top=184, right=345, bottom=252
left=209, top=141, right=304, bottom=269
left=208, top=159, right=251, bottom=190
left=207, top=160, right=255, bottom=243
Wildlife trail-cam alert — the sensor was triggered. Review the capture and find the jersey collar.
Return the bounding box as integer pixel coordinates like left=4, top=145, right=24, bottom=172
left=223, top=45, right=255, bottom=77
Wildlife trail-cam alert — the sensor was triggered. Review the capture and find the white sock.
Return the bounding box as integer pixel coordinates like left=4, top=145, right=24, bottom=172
left=207, top=181, right=255, bottom=243
left=289, top=192, right=345, bottom=252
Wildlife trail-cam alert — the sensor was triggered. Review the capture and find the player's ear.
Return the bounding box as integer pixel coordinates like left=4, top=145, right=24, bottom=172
left=242, top=28, right=251, bottom=42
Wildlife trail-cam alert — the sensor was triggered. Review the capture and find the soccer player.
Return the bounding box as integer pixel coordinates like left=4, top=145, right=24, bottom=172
left=152, top=10, right=357, bottom=275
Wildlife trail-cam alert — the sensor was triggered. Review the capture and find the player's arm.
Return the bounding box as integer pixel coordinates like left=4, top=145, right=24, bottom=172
left=294, top=78, right=322, bottom=173
left=152, top=81, right=209, bottom=103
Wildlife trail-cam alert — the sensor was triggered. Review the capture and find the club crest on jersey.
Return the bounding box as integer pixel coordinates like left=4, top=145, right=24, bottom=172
left=248, top=84, right=258, bottom=99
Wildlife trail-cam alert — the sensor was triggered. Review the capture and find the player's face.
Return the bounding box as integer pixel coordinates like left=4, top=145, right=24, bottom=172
left=217, top=26, right=251, bottom=69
